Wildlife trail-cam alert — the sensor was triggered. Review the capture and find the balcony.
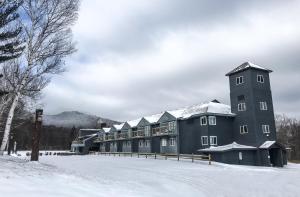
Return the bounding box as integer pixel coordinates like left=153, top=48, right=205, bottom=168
left=94, top=136, right=104, bottom=142
left=117, top=133, right=128, bottom=140
left=152, top=127, right=176, bottom=136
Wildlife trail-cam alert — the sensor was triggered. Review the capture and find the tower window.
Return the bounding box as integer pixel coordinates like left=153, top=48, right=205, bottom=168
left=257, top=75, right=264, bottom=83
left=240, top=125, right=248, bottom=134
left=200, top=116, right=207, bottom=126
left=201, top=136, right=208, bottom=145
left=209, top=116, right=216, bottom=125
left=210, top=136, right=217, bottom=146
left=262, top=125, right=270, bottom=133
left=236, top=76, right=244, bottom=85
left=260, top=102, right=268, bottom=110
left=238, top=103, right=246, bottom=111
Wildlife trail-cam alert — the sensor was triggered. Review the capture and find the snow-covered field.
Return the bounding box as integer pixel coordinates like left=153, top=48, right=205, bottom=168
left=1, top=153, right=300, bottom=197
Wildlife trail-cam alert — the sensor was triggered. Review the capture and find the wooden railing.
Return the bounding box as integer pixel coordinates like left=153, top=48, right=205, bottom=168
left=91, top=151, right=211, bottom=165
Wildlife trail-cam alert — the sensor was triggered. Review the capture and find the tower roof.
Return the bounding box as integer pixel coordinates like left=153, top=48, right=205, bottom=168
left=226, top=62, right=272, bottom=76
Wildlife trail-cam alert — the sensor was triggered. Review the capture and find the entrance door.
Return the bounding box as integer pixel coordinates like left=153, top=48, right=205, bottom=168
left=269, top=148, right=283, bottom=167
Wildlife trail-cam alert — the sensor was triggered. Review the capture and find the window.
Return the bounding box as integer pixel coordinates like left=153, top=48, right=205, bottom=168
left=262, top=125, right=270, bottom=133
left=238, top=103, right=246, bottom=111
left=169, top=138, right=176, bottom=146
left=201, top=136, right=208, bottom=145
left=168, top=121, right=176, bottom=131
left=145, top=126, right=150, bottom=136
left=209, top=116, right=216, bottom=125
left=257, top=75, right=264, bottom=83
left=236, top=76, right=244, bottom=85
left=161, top=139, right=167, bottom=146
left=210, top=136, right=217, bottom=146
left=127, top=141, right=131, bottom=146
left=139, top=140, right=144, bottom=147
left=240, top=125, right=248, bottom=134
left=145, top=140, right=150, bottom=147
left=260, top=102, right=268, bottom=111
left=200, top=116, right=207, bottom=126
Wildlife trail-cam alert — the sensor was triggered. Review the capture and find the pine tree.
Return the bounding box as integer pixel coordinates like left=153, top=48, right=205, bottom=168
left=0, top=0, right=24, bottom=63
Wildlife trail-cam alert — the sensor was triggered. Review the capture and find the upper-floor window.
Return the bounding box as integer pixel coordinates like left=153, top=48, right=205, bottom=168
left=208, top=116, right=216, bottom=125
left=145, top=126, right=150, bottom=136
left=260, top=102, right=268, bottom=111
left=200, top=116, right=207, bottom=126
left=210, top=136, right=217, bottom=146
left=236, top=76, right=244, bottom=85
left=201, top=136, right=208, bottom=145
left=257, top=75, right=264, bottom=83
left=161, top=138, right=167, bottom=146
left=168, top=121, right=176, bottom=131
left=238, top=103, right=246, bottom=111
left=240, top=125, right=248, bottom=134
left=262, top=125, right=270, bottom=133
left=169, top=138, right=176, bottom=146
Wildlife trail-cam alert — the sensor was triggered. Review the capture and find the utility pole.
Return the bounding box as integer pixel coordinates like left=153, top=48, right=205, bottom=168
left=31, top=109, right=43, bottom=161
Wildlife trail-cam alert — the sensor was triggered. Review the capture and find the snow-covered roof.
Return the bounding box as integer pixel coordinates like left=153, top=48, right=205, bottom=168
left=167, top=101, right=234, bottom=119
left=199, top=142, right=257, bottom=152
left=144, top=113, right=163, bottom=124
left=226, top=62, right=272, bottom=76
left=102, top=128, right=111, bottom=133
left=259, top=141, right=276, bottom=149
left=113, top=123, right=125, bottom=131
left=127, top=118, right=142, bottom=127
left=79, top=129, right=102, bottom=131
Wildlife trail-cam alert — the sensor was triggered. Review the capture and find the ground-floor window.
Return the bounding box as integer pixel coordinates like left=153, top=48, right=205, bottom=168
left=161, top=138, right=167, bottom=146
left=169, top=138, right=176, bottom=146
left=210, top=136, right=217, bottom=146
left=201, top=136, right=208, bottom=145
left=139, top=140, right=144, bottom=147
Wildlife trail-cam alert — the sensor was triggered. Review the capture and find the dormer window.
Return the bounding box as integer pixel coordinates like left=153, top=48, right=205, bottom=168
left=208, top=116, right=216, bottom=125
left=236, top=76, right=244, bottom=85
left=260, top=102, right=268, bottom=111
left=257, top=75, right=264, bottom=83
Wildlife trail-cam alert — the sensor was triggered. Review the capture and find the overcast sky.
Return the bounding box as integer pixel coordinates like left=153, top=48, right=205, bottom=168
left=41, top=0, right=300, bottom=121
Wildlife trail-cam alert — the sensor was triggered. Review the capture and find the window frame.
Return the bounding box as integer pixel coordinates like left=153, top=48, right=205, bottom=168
left=238, top=102, right=246, bottom=111
left=210, top=136, right=217, bottom=146
left=201, top=136, right=208, bottom=145
left=208, top=116, right=216, bottom=125
left=257, top=75, right=264, bottom=83
left=169, top=138, right=176, bottom=146
left=200, top=116, right=207, bottom=126
left=240, top=125, right=248, bottom=134
left=260, top=101, right=268, bottom=111
left=262, top=125, right=270, bottom=133
left=161, top=138, right=167, bottom=147
left=236, top=76, right=244, bottom=85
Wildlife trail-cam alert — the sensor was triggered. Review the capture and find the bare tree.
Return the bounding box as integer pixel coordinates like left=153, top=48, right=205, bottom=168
left=0, top=0, right=79, bottom=154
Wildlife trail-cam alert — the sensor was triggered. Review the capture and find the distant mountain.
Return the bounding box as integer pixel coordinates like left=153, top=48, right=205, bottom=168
left=43, top=111, right=120, bottom=128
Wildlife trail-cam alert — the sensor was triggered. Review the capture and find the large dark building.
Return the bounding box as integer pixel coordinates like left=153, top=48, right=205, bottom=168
left=71, top=62, right=287, bottom=167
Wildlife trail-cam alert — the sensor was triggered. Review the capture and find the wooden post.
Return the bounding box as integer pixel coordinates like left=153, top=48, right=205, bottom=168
left=192, top=153, right=194, bottom=163
left=31, top=109, right=43, bottom=161
left=131, top=152, right=132, bottom=157
left=155, top=152, right=156, bottom=159
left=209, top=154, right=211, bottom=165
left=165, top=155, right=167, bottom=160
left=146, top=154, right=147, bottom=159
left=177, top=154, right=179, bottom=161
left=138, top=153, right=139, bottom=158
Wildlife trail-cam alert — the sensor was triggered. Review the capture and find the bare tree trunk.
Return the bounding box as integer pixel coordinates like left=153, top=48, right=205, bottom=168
left=0, top=93, right=20, bottom=154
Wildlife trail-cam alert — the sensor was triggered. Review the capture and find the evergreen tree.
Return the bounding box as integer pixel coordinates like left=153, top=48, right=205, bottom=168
left=0, top=0, right=24, bottom=63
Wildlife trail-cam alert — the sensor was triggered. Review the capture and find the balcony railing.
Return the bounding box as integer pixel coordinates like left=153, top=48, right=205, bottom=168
left=94, top=136, right=104, bottom=142
left=72, top=140, right=84, bottom=145
left=117, top=133, right=128, bottom=139
left=152, top=127, right=176, bottom=136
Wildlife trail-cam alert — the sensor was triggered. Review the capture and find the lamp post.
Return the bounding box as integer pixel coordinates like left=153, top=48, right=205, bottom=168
left=31, top=109, right=43, bottom=161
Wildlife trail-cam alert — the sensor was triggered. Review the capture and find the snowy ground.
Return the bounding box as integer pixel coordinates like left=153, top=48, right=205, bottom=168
left=1, top=153, right=300, bottom=197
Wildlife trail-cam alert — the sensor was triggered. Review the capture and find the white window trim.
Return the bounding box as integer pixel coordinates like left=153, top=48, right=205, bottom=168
left=238, top=103, right=246, bottom=111
left=236, top=76, right=244, bottom=85
left=210, top=136, right=217, bottom=146
left=240, top=125, right=248, bottom=134
left=208, top=116, right=216, bottom=125
left=169, top=138, right=176, bottom=146
left=201, top=136, right=208, bottom=145
left=200, top=116, right=207, bottom=126
left=260, top=101, right=268, bottom=111
left=262, top=125, right=270, bottom=133
left=161, top=139, right=167, bottom=147
left=257, top=75, right=264, bottom=83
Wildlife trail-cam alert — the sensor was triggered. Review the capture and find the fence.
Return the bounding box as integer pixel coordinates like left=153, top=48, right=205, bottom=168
left=90, top=151, right=211, bottom=165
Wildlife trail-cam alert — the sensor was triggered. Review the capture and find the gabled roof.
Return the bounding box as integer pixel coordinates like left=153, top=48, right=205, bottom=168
left=143, top=113, right=163, bottom=124
left=198, top=142, right=257, bottom=152
left=102, top=127, right=111, bottom=133
left=225, top=62, right=272, bottom=76
left=113, top=123, right=125, bottom=131
left=127, top=118, right=142, bottom=128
